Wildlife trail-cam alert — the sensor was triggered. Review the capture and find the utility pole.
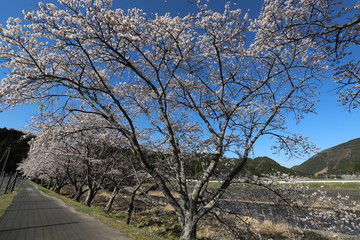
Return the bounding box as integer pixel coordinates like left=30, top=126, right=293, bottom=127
left=10, top=171, right=19, bottom=193
left=3, top=172, right=13, bottom=194
left=0, top=147, right=11, bottom=194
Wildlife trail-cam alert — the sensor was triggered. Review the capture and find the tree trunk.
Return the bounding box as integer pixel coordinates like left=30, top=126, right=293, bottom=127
left=105, top=187, right=118, bottom=213
left=74, top=190, right=82, bottom=202
left=126, top=180, right=145, bottom=225
left=179, top=216, right=198, bottom=240
left=47, top=179, right=53, bottom=189
left=126, top=191, right=136, bottom=225
left=73, top=181, right=87, bottom=202
left=50, top=181, right=56, bottom=191
left=84, top=188, right=98, bottom=206
left=53, top=178, right=65, bottom=194
left=54, top=184, right=62, bottom=194
left=84, top=188, right=94, bottom=206
left=73, top=185, right=85, bottom=202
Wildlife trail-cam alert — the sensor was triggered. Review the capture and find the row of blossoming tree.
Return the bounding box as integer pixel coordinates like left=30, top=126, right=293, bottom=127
left=1, top=0, right=359, bottom=239
left=18, top=112, right=148, bottom=224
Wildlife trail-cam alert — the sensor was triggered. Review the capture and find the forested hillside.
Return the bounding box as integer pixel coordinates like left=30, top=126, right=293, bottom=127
left=293, top=138, right=360, bottom=176
left=245, top=157, right=298, bottom=176
left=0, top=128, right=33, bottom=173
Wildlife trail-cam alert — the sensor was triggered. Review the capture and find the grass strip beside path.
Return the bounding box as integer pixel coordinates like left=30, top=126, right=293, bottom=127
left=35, top=183, right=168, bottom=240
left=0, top=192, right=16, bottom=217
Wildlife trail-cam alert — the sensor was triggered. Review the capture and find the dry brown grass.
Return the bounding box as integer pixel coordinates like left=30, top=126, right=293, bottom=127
left=162, top=203, right=175, bottom=212
left=256, top=220, right=289, bottom=238
left=147, top=190, right=181, bottom=198
left=37, top=182, right=355, bottom=240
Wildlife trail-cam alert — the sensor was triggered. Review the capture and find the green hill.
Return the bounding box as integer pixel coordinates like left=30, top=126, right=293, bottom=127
left=0, top=128, right=34, bottom=173
left=293, top=138, right=360, bottom=176
left=245, top=156, right=298, bottom=176
left=185, top=154, right=298, bottom=178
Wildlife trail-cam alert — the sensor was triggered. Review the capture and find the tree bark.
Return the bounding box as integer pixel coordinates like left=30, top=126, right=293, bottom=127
left=125, top=192, right=136, bottom=225
left=126, top=180, right=145, bottom=225
left=47, top=179, right=53, bottom=189
left=179, top=216, right=198, bottom=240
left=105, top=187, right=119, bottom=213
left=84, top=188, right=97, bottom=206
left=73, top=184, right=86, bottom=202
left=74, top=190, right=82, bottom=202
left=54, top=185, right=61, bottom=194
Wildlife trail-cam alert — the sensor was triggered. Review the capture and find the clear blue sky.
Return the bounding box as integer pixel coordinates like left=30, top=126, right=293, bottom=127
left=0, top=0, right=359, bottom=168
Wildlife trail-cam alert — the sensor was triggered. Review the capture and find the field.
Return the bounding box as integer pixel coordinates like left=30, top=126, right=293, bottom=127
left=299, top=182, right=360, bottom=190
left=30, top=179, right=360, bottom=240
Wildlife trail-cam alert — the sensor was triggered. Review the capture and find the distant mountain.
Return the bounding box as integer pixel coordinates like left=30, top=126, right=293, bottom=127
left=186, top=154, right=298, bottom=178
left=293, top=138, right=360, bottom=176
left=245, top=156, right=298, bottom=176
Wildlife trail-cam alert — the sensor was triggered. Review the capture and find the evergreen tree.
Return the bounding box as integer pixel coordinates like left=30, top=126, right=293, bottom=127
left=0, top=128, right=33, bottom=173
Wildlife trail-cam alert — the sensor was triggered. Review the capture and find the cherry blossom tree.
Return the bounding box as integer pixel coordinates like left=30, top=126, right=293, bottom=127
left=19, top=112, right=130, bottom=205
left=335, top=61, right=360, bottom=109
left=18, top=127, right=71, bottom=193
left=2, top=0, right=359, bottom=239
left=257, top=0, right=359, bottom=111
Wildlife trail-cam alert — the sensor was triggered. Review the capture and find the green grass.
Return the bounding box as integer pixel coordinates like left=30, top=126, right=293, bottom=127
left=301, top=182, right=360, bottom=190
left=35, top=183, right=170, bottom=240
left=0, top=192, right=16, bottom=217
left=186, top=180, right=262, bottom=189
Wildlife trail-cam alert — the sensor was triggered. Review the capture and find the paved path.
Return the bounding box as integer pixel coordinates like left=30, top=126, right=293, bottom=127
left=0, top=180, right=134, bottom=240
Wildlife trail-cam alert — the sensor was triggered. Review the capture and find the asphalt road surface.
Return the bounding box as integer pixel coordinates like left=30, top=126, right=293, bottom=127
left=0, top=180, right=134, bottom=240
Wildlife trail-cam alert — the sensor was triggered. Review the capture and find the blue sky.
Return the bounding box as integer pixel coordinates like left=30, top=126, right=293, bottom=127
left=0, top=0, right=359, bottom=168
